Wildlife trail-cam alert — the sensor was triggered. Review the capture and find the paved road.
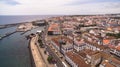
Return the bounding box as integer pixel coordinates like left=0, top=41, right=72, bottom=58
left=46, top=44, right=65, bottom=67
left=30, top=36, right=46, bottom=67
left=41, top=25, right=65, bottom=67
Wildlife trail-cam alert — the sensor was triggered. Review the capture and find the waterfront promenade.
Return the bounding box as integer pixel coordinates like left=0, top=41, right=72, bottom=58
left=30, top=35, right=46, bottom=67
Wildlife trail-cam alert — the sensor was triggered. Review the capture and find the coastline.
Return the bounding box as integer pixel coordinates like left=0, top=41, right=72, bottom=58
left=28, top=39, right=36, bottom=67
left=28, top=34, right=46, bottom=67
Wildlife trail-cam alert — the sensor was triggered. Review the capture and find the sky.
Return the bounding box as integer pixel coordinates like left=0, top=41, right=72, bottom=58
left=0, top=0, right=120, bottom=15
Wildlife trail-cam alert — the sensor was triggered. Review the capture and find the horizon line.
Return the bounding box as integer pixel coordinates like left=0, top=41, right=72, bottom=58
left=0, top=13, right=120, bottom=16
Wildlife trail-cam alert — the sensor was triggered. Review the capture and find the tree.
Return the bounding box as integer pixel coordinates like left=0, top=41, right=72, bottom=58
left=106, top=33, right=120, bottom=39
left=38, top=39, right=44, bottom=47
left=47, top=56, right=53, bottom=63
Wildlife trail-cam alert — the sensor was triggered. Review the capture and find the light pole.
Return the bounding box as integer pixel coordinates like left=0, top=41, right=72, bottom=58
left=73, top=35, right=75, bottom=51
left=59, top=39, right=63, bottom=54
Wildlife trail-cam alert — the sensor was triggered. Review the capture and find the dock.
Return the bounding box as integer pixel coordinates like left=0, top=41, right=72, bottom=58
left=0, top=31, right=17, bottom=40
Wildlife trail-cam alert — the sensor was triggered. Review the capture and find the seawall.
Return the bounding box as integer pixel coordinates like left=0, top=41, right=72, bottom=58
left=28, top=39, right=36, bottom=67
left=28, top=36, right=46, bottom=67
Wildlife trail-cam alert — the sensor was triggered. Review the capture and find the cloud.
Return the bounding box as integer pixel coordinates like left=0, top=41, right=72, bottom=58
left=105, top=2, right=120, bottom=8
left=0, top=0, right=20, bottom=5
left=0, top=0, right=120, bottom=15
left=66, top=0, right=120, bottom=5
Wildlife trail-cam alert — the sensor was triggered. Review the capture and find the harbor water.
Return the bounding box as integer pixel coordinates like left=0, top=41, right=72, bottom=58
left=0, top=15, right=50, bottom=67
left=0, top=26, right=45, bottom=67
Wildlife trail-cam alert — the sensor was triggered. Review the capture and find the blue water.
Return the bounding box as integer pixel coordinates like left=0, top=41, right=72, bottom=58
left=0, top=32, right=30, bottom=67
left=0, top=26, right=17, bottom=35
left=0, top=26, right=44, bottom=67
left=0, top=15, right=59, bottom=25
left=0, top=15, right=51, bottom=67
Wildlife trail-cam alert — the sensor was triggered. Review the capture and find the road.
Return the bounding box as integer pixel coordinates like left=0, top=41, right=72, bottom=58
left=41, top=25, right=65, bottom=67
left=30, top=35, right=46, bottom=67
left=46, top=44, right=65, bottom=67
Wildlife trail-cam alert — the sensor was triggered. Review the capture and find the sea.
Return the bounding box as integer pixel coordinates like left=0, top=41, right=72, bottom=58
left=0, top=15, right=58, bottom=25
left=0, top=15, right=59, bottom=67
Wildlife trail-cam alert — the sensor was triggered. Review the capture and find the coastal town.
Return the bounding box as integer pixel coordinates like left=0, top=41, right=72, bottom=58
left=1, top=0, right=120, bottom=67
left=27, top=14, right=120, bottom=67
left=0, top=14, right=120, bottom=67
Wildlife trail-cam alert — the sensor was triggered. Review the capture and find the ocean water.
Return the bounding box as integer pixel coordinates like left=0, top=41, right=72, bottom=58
left=0, top=31, right=31, bottom=67
left=0, top=15, right=55, bottom=67
left=0, top=26, right=17, bottom=35
left=0, top=15, right=58, bottom=25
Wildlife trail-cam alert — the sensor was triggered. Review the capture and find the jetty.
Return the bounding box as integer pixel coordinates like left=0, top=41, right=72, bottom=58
left=0, top=31, right=17, bottom=40
left=0, top=23, right=22, bottom=29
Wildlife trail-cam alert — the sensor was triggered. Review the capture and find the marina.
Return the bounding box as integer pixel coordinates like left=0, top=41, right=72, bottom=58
left=0, top=31, right=17, bottom=40
left=0, top=24, right=45, bottom=67
left=0, top=15, right=57, bottom=67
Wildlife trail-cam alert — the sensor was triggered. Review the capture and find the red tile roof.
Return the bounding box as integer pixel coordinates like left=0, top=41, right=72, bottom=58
left=116, top=46, right=120, bottom=51
left=48, top=23, right=60, bottom=31
left=103, top=39, right=110, bottom=45
left=66, top=51, right=90, bottom=67
left=101, top=60, right=115, bottom=67
left=52, top=36, right=73, bottom=47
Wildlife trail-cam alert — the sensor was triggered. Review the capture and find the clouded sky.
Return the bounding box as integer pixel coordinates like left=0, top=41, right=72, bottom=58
left=0, top=0, right=120, bottom=15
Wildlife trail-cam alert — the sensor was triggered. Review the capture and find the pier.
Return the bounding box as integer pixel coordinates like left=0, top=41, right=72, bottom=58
left=20, top=30, right=30, bottom=35
left=0, top=31, right=17, bottom=40
left=0, top=23, right=22, bottom=29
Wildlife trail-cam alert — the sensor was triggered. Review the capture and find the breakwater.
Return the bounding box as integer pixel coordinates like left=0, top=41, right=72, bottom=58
left=0, top=31, right=17, bottom=40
